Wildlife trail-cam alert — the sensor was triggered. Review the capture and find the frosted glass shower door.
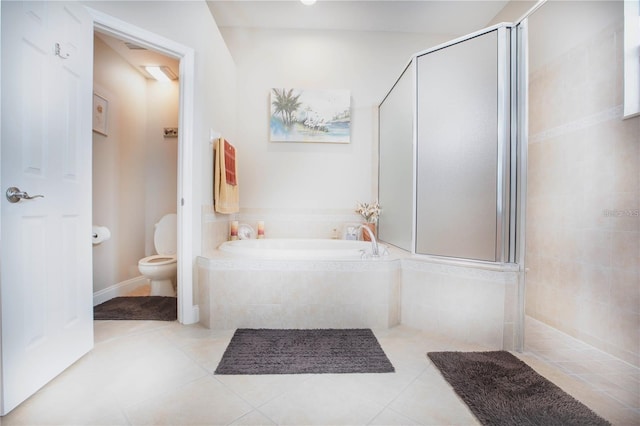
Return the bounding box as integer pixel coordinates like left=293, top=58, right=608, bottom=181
left=415, top=30, right=505, bottom=261
left=378, top=63, right=414, bottom=251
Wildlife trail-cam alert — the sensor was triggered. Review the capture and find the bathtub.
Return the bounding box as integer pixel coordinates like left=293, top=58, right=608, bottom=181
left=218, top=238, right=385, bottom=260
left=197, top=238, right=399, bottom=330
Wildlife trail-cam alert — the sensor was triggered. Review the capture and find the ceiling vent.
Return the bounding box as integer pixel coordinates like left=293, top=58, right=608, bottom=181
left=124, top=41, right=147, bottom=50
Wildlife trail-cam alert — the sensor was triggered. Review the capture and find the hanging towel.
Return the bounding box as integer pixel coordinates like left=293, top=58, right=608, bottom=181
left=214, top=138, right=240, bottom=214
left=224, top=140, right=237, bottom=186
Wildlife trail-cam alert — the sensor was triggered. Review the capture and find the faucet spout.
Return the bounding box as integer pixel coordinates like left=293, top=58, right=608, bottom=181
left=358, top=224, right=379, bottom=257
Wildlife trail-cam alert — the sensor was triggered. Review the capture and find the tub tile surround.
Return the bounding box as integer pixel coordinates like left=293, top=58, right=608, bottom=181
left=198, top=254, right=401, bottom=330
left=202, top=205, right=232, bottom=253
left=401, top=258, right=519, bottom=351
left=527, top=21, right=640, bottom=367
left=198, top=246, right=520, bottom=351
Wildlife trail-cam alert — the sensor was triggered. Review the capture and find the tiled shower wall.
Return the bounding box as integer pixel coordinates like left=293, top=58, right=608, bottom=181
left=526, top=22, right=640, bottom=367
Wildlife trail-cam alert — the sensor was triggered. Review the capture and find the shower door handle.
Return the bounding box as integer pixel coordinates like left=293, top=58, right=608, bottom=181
left=6, top=187, right=45, bottom=203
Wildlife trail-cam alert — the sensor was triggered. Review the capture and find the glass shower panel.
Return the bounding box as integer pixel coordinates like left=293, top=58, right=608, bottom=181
left=378, top=63, right=414, bottom=251
left=416, top=31, right=499, bottom=261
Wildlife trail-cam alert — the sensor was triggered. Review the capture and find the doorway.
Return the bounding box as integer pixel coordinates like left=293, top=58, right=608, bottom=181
left=90, top=9, right=198, bottom=324
left=92, top=30, right=179, bottom=305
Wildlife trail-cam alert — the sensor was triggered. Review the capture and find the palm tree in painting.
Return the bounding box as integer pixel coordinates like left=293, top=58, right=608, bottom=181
left=271, top=88, right=302, bottom=127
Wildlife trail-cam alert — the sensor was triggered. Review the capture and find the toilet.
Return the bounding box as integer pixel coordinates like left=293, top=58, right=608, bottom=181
left=138, top=213, right=177, bottom=297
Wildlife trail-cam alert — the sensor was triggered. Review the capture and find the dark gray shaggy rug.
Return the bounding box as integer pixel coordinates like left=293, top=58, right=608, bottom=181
left=215, top=328, right=395, bottom=375
left=93, top=296, right=177, bottom=321
left=427, top=351, right=610, bottom=426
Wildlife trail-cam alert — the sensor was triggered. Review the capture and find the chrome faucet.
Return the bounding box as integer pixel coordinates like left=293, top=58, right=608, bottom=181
left=358, top=224, right=379, bottom=257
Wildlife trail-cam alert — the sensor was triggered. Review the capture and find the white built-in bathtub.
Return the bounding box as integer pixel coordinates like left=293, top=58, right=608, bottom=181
left=197, top=238, right=400, bottom=330
left=197, top=238, right=520, bottom=350
left=219, top=238, right=386, bottom=260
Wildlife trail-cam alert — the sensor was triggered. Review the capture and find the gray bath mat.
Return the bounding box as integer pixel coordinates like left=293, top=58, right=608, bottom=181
left=93, top=296, right=177, bottom=321
left=215, top=328, right=395, bottom=375
left=427, top=351, right=610, bottom=426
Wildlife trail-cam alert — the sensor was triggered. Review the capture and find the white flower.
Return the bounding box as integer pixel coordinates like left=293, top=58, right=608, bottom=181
left=355, top=200, right=381, bottom=223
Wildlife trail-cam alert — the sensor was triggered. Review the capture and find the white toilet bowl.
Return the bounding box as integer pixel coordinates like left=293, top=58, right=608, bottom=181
left=138, top=214, right=177, bottom=297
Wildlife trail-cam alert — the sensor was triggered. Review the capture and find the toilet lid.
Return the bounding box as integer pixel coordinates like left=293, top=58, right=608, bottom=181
left=154, top=213, right=177, bottom=255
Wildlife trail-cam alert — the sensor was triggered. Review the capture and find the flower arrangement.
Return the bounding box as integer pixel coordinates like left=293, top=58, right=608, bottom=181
left=355, top=200, right=381, bottom=223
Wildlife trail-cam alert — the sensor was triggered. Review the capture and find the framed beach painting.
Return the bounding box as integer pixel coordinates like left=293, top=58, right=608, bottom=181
left=270, top=88, right=351, bottom=143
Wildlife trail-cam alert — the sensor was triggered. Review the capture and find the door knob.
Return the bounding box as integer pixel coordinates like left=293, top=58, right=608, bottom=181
left=6, top=187, right=44, bottom=203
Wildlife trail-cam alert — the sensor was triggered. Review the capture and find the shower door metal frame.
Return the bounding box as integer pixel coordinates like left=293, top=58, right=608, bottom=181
left=496, top=25, right=512, bottom=264
left=514, top=18, right=530, bottom=353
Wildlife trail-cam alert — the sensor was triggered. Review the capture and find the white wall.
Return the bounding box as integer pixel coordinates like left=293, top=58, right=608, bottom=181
left=220, top=28, right=450, bottom=216
left=145, top=81, right=179, bottom=256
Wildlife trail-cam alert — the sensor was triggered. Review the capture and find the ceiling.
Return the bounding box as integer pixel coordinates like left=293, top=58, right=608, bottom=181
left=206, top=0, right=511, bottom=36
left=95, top=31, right=180, bottom=81
left=97, top=1, right=520, bottom=81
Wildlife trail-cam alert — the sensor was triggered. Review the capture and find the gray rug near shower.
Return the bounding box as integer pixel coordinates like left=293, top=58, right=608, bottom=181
left=215, top=328, right=395, bottom=375
left=427, top=350, right=610, bottom=426
left=93, top=296, right=177, bottom=321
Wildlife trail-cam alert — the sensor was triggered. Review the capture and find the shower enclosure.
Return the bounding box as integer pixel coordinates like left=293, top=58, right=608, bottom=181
left=379, top=23, right=519, bottom=264
left=379, top=21, right=530, bottom=351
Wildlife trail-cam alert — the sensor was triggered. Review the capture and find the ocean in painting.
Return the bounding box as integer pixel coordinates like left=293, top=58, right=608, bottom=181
left=270, top=117, right=350, bottom=143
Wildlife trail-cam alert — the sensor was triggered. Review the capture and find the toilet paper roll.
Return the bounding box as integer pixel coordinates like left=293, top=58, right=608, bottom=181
left=92, top=225, right=111, bottom=245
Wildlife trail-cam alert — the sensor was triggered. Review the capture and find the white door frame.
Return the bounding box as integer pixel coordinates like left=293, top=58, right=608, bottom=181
left=88, top=8, right=198, bottom=324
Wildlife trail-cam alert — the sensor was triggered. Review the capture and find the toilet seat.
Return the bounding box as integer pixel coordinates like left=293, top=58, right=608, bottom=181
left=138, top=254, right=176, bottom=266
left=138, top=214, right=178, bottom=297
left=138, top=214, right=178, bottom=266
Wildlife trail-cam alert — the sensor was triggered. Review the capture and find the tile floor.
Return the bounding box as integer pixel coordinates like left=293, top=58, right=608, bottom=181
left=1, top=317, right=638, bottom=425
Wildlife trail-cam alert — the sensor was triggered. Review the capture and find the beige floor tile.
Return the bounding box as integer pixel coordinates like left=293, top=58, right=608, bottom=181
left=368, top=407, right=422, bottom=425
left=322, top=370, right=418, bottom=406
left=126, top=284, right=151, bottom=296
left=215, top=374, right=312, bottom=407
left=524, top=317, right=640, bottom=424
left=1, top=393, right=128, bottom=426
left=93, top=319, right=173, bottom=344
left=124, top=376, right=253, bottom=425
left=388, top=369, right=479, bottom=425
left=178, top=335, right=236, bottom=374
left=258, top=375, right=384, bottom=425
left=103, top=347, right=209, bottom=408
left=2, top=318, right=638, bottom=425
left=604, top=386, right=640, bottom=410
left=159, top=322, right=234, bottom=349
left=229, top=409, right=277, bottom=425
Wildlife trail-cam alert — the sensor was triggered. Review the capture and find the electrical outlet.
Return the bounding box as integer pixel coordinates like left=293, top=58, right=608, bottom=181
left=163, top=127, right=178, bottom=138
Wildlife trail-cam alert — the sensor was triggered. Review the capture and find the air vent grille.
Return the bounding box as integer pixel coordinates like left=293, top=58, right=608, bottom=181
left=124, top=42, right=147, bottom=50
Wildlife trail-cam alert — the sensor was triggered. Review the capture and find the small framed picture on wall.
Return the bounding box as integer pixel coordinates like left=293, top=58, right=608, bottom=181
left=92, top=93, right=108, bottom=136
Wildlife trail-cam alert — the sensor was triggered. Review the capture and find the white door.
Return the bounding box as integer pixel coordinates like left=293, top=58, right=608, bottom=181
left=0, top=1, right=94, bottom=415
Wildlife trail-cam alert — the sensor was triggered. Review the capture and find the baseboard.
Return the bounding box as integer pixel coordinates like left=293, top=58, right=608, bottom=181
left=93, top=276, right=148, bottom=306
